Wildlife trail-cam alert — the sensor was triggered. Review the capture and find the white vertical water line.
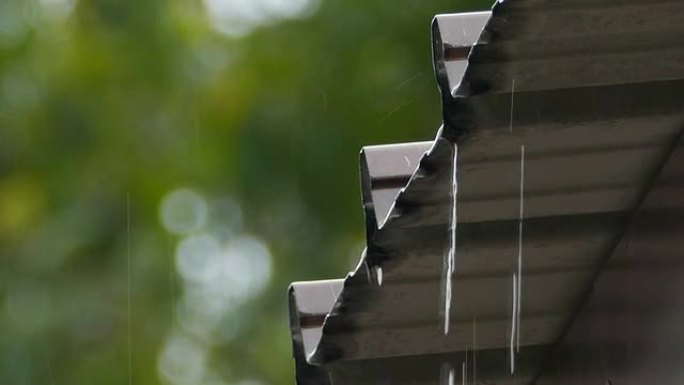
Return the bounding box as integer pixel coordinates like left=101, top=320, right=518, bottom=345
left=444, top=144, right=458, bottom=335
left=510, top=273, right=517, bottom=375
left=509, top=78, right=516, bottom=133
left=364, top=261, right=373, bottom=285
left=462, top=362, right=466, bottom=385
left=441, top=363, right=456, bottom=385
left=375, top=266, right=383, bottom=287
left=517, top=145, right=525, bottom=353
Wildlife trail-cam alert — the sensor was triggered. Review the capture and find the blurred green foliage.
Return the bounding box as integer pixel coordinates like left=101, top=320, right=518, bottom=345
left=0, top=0, right=488, bottom=384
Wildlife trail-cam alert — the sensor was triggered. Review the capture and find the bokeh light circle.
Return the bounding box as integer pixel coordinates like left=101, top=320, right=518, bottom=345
left=160, top=189, right=209, bottom=235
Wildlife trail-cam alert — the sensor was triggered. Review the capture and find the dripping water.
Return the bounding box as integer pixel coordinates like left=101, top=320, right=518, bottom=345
left=463, top=346, right=468, bottom=385
left=440, top=144, right=458, bottom=385
left=510, top=273, right=518, bottom=375
left=462, top=362, right=466, bottom=385
left=441, top=363, right=455, bottom=385
left=443, top=144, right=458, bottom=335
left=516, top=145, right=525, bottom=353
left=509, top=78, right=516, bottom=133
left=364, top=261, right=372, bottom=285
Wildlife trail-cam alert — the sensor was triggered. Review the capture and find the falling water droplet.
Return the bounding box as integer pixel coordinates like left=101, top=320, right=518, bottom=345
left=440, top=363, right=456, bottom=385
left=443, top=144, right=458, bottom=335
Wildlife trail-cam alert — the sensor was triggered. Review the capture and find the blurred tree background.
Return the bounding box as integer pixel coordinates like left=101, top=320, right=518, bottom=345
left=0, top=0, right=487, bottom=384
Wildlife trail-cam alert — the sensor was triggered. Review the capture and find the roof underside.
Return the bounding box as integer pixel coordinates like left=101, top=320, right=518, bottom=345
left=289, top=0, right=684, bottom=384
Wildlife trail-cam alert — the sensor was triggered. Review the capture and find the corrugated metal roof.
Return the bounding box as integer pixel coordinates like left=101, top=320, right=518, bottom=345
left=289, top=1, right=684, bottom=384
left=536, top=137, right=684, bottom=385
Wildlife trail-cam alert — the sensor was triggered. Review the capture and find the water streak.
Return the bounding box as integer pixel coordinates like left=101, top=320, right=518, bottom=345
left=364, top=261, right=372, bottom=284
left=516, top=145, right=525, bottom=353
left=441, top=363, right=456, bottom=385
left=382, top=100, right=411, bottom=121
left=509, top=78, right=516, bottom=133
left=462, top=362, right=466, bottom=385
left=375, top=266, right=383, bottom=287
left=510, top=273, right=517, bottom=375
left=395, top=72, right=423, bottom=91
left=464, top=346, right=468, bottom=385
left=443, top=144, right=458, bottom=335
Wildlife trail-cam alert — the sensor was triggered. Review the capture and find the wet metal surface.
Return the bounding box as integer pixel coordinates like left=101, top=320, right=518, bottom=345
left=536, top=138, right=684, bottom=385
left=360, top=141, right=432, bottom=229
left=288, top=0, right=684, bottom=384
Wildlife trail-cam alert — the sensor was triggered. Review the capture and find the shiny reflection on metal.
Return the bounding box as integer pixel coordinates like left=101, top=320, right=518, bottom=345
left=432, top=12, right=490, bottom=98
left=360, top=141, right=432, bottom=229
left=289, top=0, right=684, bottom=384
left=289, top=280, right=344, bottom=360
